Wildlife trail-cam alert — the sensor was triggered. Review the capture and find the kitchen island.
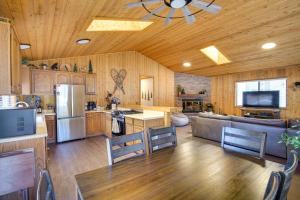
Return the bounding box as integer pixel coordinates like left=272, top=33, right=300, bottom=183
left=125, top=110, right=165, bottom=155
left=124, top=105, right=181, bottom=126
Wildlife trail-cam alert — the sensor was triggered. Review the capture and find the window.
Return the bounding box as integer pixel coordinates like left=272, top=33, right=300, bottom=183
left=235, top=78, right=287, bottom=107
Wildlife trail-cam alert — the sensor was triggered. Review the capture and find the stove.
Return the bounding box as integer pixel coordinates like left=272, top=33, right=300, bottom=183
left=111, top=110, right=143, bottom=136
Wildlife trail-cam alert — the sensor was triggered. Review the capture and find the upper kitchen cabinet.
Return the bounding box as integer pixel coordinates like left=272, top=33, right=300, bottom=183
left=0, top=21, right=21, bottom=95
left=71, top=74, right=85, bottom=85
left=85, top=74, right=97, bottom=95
left=31, top=70, right=54, bottom=95
left=56, top=72, right=71, bottom=85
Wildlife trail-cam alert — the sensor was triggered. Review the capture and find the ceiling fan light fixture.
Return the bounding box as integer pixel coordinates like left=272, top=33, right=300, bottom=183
left=127, top=0, right=222, bottom=25
left=170, top=0, right=187, bottom=8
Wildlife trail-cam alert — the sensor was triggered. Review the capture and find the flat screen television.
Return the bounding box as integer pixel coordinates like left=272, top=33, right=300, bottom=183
left=243, top=91, right=280, bottom=108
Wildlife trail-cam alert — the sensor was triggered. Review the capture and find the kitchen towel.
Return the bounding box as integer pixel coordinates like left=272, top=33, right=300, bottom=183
left=112, top=117, right=120, bottom=133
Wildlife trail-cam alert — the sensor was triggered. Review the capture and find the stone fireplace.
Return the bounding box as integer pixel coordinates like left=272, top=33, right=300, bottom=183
left=175, top=73, right=211, bottom=113
left=181, top=98, right=203, bottom=113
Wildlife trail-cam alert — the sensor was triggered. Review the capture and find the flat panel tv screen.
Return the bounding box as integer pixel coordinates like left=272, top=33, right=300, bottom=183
left=243, top=91, right=279, bottom=108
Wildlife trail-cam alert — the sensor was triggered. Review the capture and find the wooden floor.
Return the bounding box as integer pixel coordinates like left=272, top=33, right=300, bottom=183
left=48, top=126, right=300, bottom=200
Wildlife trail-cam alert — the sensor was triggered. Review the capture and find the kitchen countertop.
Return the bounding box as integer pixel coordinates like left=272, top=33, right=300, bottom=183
left=0, top=114, right=48, bottom=144
left=124, top=110, right=164, bottom=121
left=85, top=110, right=112, bottom=114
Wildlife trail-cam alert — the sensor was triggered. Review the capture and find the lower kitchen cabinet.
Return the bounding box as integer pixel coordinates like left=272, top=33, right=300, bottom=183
left=45, top=115, right=56, bottom=143
left=86, top=112, right=107, bottom=137
left=105, top=113, right=112, bottom=138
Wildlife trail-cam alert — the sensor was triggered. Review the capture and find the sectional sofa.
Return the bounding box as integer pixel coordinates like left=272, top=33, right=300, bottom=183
left=191, top=113, right=291, bottom=158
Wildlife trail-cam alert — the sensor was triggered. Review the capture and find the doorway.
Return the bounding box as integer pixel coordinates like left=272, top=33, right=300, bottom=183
left=140, top=76, right=154, bottom=106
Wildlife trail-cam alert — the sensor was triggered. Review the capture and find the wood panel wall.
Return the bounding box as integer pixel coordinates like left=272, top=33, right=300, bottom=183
left=211, top=65, right=300, bottom=119
left=30, top=51, right=175, bottom=107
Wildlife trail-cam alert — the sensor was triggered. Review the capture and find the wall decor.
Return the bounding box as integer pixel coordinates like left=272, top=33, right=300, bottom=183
left=79, top=66, right=87, bottom=73
left=73, top=63, right=78, bottom=72
left=27, top=63, right=38, bottom=69
left=111, top=69, right=127, bottom=95
left=51, top=63, right=59, bottom=70
left=39, top=63, right=48, bottom=70
left=88, top=59, right=93, bottom=74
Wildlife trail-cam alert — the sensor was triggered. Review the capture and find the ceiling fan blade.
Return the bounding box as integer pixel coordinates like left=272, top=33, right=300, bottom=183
left=142, top=4, right=166, bottom=20
left=127, top=0, right=162, bottom=8
left=191, top=0, right=222, bottom=14
left=181, top=6, right=196, bottom=24
left=164, top=8, right=176, bottom=25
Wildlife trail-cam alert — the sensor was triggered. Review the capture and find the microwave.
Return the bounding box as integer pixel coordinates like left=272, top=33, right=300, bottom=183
left=0, top=108, right=36, bottom=139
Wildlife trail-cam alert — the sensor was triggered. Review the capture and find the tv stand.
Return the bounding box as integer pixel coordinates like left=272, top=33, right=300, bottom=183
left=240, top=107, right=280, bottom=119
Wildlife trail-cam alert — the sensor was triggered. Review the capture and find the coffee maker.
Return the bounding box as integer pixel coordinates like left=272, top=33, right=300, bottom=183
left=87, top=101, right=96, bottom=111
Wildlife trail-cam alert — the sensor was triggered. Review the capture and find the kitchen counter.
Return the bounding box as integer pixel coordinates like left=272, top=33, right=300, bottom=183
left=125, top=111, right=164, bottom=121
left=0, top=114, right=48, bottom=144
left=85, top=110, right=112, bottom=114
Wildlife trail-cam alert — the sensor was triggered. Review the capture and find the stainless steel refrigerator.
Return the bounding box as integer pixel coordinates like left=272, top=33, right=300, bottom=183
left=56, top=84, right=86, bottom=142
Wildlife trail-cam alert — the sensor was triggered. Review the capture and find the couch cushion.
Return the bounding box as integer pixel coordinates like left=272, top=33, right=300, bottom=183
left=191, top=116, right=231, bottom=142
left=231, top=116, right=286, bottom=128
left=232, top=121, right=287, bottom=158
left=198, top=112, right=232, bottom=121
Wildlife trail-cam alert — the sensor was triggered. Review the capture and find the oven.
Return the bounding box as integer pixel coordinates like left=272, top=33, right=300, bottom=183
left=111, top=110, right=142, bottom=137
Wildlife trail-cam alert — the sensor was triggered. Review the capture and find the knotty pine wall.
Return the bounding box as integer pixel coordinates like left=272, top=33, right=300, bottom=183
left=30, top=51, right=175, bottom=107
left=211, top=65, right=300, bottom=119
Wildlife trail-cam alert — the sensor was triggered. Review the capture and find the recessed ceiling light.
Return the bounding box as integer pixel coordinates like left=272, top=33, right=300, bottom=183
left=200, top=45, right=231, bottom=65
left=76, top=39, right=91, bottom=45
left=262, top=42, right=277, bottom=50
left=183, top=62, right=192, bottom=67
left=20, top=44, right=31, bottom=50
left=87, top=18, right=153, bottom=31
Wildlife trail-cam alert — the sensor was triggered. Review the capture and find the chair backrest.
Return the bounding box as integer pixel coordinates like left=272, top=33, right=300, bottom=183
left=263, top=171, right=282, bottom=200
left=221, top=127, right=267, bottom=158
left=106, top=132, right=146, bottom=165
left=37, top=169, right=56, bottom=200
left=148, top=126, right=177, bottom=153
left=278, top=150, right=299, bottom=200
left=0, top=148, right=35, bottom=196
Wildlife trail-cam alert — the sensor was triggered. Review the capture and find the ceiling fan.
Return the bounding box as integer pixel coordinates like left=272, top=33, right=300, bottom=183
left=127, top=0, right=222, bottom=25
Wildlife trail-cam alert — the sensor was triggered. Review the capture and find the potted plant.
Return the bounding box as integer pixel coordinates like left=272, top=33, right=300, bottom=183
left=279, top=124, right=300, bottom=158
left=176, top=85, right=183, bottom=97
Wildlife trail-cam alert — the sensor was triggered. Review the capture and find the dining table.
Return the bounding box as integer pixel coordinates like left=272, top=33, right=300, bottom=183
left=75, top=139, right=283, bottom=200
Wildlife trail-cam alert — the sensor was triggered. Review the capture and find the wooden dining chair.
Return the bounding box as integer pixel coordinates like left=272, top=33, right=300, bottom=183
left=148, top=126, right=177, bottom=153
left=277, top=150, right=299, bottom=200
left=221, top=127, right=267, bottom=159
left=0, top=148, right=35, bottom=200
left=263, top=171, right=283, bottom=200
left=106, top=132, right=146, bottom=165
left=36, top=169, right=56, bottom=200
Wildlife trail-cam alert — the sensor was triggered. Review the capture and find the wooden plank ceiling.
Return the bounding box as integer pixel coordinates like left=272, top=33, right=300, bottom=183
left=0, top=0, right=300, bottom=76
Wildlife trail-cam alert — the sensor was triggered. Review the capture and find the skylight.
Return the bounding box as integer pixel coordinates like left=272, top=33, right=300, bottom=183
left=87, top=18, right=153, bottom=31
left=200, top=45, right=231, bottom=65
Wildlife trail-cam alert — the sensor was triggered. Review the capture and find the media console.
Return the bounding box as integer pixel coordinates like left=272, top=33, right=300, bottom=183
left=240, top=107, right=281, bottom=119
